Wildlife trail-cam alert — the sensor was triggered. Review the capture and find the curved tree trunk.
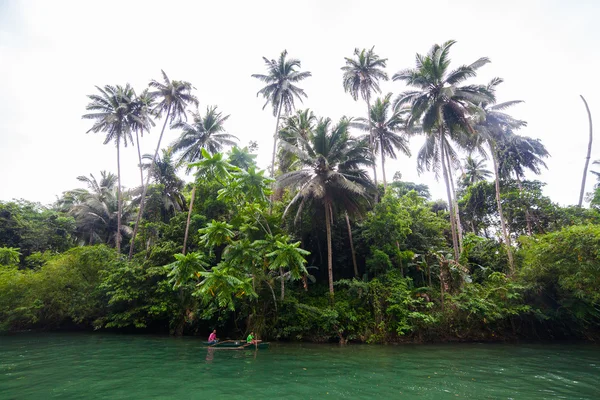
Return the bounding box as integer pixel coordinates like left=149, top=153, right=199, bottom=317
left=116, top=139, right=122, bottom=253
left=182, top=185, right=197, bottom=255
left=380, top=135, right=387, bottom=192
left=366, top=98, right=378, bottom=202
left=444, top=145, right=463, bottom=253
left=578, top=95, right=593, bottom=207
left=129, top=104, right=172, bottom=258
left=439, top=129, right=460, bottom=262
left=345, top=211, right=359, bottom=278
left=270, top=102, right=283, bottom=178
left=325, top=204, right=334, bottom=298
left=491, top=146, right=515, bottom=274
left=279, top=266, right=285, bottom=301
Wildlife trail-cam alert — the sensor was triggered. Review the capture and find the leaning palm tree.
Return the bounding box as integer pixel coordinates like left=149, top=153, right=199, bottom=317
left=342, top=47, right=388, bottom=192
left=83, top=84, right=136, bottom=253
left=129, top=71, right=198, bottom=257
left=171, top=107, right=238, bottom=254
left=354, top=93, right=411, bottom=191
left=393, top=40, right=492, bottom=261
left=252, top=50, right=312, bottom=177
left=578, top=95, right=593, bottom=207
left=277, top=117, right=373, bottom=297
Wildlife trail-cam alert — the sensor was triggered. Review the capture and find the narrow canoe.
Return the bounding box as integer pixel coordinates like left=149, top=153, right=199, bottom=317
left=203, top=340, right=270, bottom=349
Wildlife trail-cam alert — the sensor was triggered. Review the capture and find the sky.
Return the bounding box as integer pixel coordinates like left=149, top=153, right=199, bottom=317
left=0, top=0, right=599, bottom=206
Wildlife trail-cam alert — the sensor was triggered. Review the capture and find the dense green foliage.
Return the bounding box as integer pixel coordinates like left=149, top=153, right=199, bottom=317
left=2, top=41, right=600, bottom=343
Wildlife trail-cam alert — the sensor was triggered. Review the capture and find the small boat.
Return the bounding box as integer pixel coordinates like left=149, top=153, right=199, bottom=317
left=202, top=340, right=270, bottom=350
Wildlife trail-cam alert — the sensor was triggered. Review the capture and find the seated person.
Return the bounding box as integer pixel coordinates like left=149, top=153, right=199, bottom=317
left=208, top=330, right=218, bottom=344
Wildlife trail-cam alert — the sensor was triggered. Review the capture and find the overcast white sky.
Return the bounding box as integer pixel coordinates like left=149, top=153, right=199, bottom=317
left=0, top=0, right=598, bottom=206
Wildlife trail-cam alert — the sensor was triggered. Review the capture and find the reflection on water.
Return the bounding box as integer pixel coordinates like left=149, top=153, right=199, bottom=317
left=1, top=333, right=599, bottom=399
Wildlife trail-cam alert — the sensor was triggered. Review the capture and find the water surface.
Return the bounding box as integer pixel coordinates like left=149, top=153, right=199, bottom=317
left=1, top=333, right=599, bottom=399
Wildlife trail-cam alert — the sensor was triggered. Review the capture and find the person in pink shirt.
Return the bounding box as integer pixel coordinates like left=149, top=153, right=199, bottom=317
left=208, top=330, right=218, bottom=344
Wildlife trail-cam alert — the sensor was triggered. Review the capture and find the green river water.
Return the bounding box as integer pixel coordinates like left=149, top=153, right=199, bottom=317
left=1, top=333, right=599, bottom=399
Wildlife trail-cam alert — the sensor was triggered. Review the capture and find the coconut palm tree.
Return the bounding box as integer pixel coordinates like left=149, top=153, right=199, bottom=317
left=129, top=71, right=198, bottom=257
left=70, top=172, right=134, bottom=247
left=474, top=78, right=536, bottom=272
left=462, top=156, right=492, bottom=187
left=171, top=106, right=238, bottom=170
left=140, top=149, right=186, bottom=222
left=83, top=84, right=136, bottom=253
left=278, top=109, right=317, bottom=173
left=393, top=40, right=492, bottom=261
left=171, top=107, right=238, bottom=254
left=579, top=95, right=593, bottom=207
left=277, top=117, right=373, bottom=297
left=354, top=93, right=411, bottom=191
left=342, top=47, right=388, bottom=193
left=252, top=50, right=312, bottom=177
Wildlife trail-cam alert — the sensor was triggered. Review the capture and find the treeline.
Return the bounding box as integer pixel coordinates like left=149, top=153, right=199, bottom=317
left=1, top=41, right=600, bottom=342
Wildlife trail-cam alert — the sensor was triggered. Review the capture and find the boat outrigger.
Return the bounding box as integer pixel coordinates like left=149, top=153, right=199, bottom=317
left=202, top=340, right=270, bottom=350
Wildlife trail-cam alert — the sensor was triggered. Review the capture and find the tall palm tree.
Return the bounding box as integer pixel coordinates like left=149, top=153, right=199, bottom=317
left=354, top=93, right=411, bottom=191
left=171, top=107, right=238, bottom=254
left=277, top=117, right=373, bottom=297
left=252, top=50, right=312, bottom=177
left=83, top=84, right=136, bottom=253
left=474, top=78, right=533, bottom=272
left=127, top=89, right=155, bottom=257
left=462, top=156, right=492, bottom=187
left=342, top=47, right=388, bottom=194
left=393, top=40, right=492, bottom=261
left=578, top=95, right=593, bottom=207
left=129, top=71, right=198, bottom=257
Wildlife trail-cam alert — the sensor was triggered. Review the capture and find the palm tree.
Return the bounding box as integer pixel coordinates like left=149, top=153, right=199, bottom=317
left=278, top=109, right=317, bottom=173
left=462, top=156, right=492, bottom=187
left=83, top=84, right=136, bottom=253
left=496, top=132, right=549, bottom=236
left=342, top=47, right=388, bottom=194
left=579, top=95, right=593, bottom=207
left=126, top=89, right=155, bottom=257
left=354, top=93, right=411, bottom=191
left=140, top=149, right=186, bottom=222
left=393, top=40, right=492, bottom=261
left=129, top=71, right=199, bottom=257
left=252, top=50, right=312, bottom=177
left=70, top=172, right=134, bottom=247
left=277, top=117, right=373, bottom=297
left=171, top=107, right=238, bottom=254
left=474, top=78, right=535, bottom=272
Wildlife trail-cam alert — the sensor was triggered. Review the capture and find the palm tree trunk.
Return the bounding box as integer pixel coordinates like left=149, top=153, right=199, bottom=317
left=116, top=139, right=122, bottom=253
left=129, top=104, right=172, bottom=258
left=344, top=211, right=359, bottom=278
left=366, top=98, right=378, bottom=202
left=127, top=129, right=146, bottom=259
left=578, top=95, right=593, bottom=207
left=182, top=185, right=197, bottom=255
left=270, top=102, right=283, bottom=177
left=491, top=146, right=515, bottom=274
left=325, top=204, right=334, bottom=298
left=516, top=176, right=533, bottom=236
left=439, top=130, right=460, bottom=261
left=380, top=135, right=387, bottom=192
left=444, top=145, right=463, bottom=253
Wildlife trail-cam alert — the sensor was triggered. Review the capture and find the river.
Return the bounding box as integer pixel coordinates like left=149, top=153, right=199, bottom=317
left=1, top=333, right=599, bottom=399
